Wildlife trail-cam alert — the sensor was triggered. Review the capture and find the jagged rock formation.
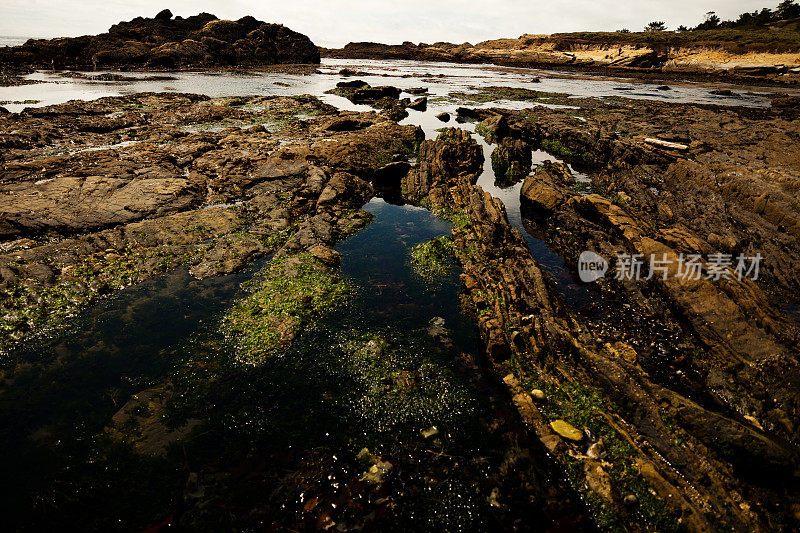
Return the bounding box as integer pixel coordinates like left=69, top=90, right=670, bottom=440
left=0, top=10, right=319, bottom=71
left=400, top=121, right=800, bottom=530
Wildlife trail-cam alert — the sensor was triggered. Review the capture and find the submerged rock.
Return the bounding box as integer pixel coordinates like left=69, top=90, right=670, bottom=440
left=420, top=426, right=440, bottom=438
left=426, top=316, right=454, bottom=348
left=107, top=387, right=202, bottom=456
left=410, top=238, right=455, bottom=280
left=360, top=459, right=393, bottom=484
left=623, top=494, right=639, bottom=506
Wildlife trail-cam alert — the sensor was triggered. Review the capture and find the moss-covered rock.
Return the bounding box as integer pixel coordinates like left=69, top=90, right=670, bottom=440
left=410, top=237, right=455, bottom=280
left=223, top=252, right=351, bottom=363
left=491, top=137, right=532, bottom=185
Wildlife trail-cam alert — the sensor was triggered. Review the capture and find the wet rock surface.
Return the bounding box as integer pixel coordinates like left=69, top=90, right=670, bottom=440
left=0, top=92, right=421, bottom=346
left=3, top=60, right=800, bottom=531
left=0, top=10, right=319, bottom=72
left=400, top=109, right=800, bottom=530
left=327, top=80, right=415, bottom=121
left=3, top=89, right=582, bottom=531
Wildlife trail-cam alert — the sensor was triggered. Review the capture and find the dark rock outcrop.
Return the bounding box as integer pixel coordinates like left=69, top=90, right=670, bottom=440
left=0, top=11, right=320, bottom=71
left=520, top=161, right=570, bottom=213
left=407, top=96, right=427, bottom=111
left=401, top=128, right=483, bottom=201
left=326, top=82, right=411, bottom=121
left=491, top=137, right=531, bottom=185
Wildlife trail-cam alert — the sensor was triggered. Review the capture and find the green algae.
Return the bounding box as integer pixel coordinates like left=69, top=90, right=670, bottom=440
left=222, top=252, right=351, bottom=364
left=339, top=332, right=476, bottom=436
left=432, top=205, right=471, bottom=230
left=540, top=138, right=577, bottom=159
left=522, top=375, right=684, bottom=532
left=410, top=237, right=455, bottom=280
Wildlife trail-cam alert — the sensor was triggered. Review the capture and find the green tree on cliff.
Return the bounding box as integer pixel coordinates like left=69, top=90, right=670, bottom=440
left=776, top=0, right=800, bottom=18
left=689, top=1, right=799, bottom=30
left=644, top=21, right=667, bottom=32
left=695, top=11, right=721, bottom=30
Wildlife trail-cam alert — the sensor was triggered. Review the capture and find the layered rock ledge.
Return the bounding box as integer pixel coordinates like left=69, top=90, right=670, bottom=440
left=396, top=93, right=800, bottom=529
left=0, top=92, right=420, bottom=347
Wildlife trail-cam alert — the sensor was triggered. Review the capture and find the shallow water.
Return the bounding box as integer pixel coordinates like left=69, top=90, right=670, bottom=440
left=0, top=195, right=584, bottom=529
left=2, top=57, right=785, bottom=528
left=0, top=264, right=260, bottom=529
left=0, top=57, right=784, bottom=113
left=1, top=56, right=681, bottom=307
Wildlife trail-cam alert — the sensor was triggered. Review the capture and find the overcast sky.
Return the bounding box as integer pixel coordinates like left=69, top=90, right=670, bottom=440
left=0, top=1, right=778, bottom=47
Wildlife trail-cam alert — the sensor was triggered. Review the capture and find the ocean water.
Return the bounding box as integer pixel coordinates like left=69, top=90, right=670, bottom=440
left=0, top=36, right=32, bottom=47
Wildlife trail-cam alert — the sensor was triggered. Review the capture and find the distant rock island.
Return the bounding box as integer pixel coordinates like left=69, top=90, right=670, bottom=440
left=0, top=9, right=320, bottom=72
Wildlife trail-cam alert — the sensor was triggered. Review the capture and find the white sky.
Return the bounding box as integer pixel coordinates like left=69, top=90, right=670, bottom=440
left=0, top=1, right=778, bottom=47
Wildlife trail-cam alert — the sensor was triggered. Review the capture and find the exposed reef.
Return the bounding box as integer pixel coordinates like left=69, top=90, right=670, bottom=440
left=397, top=103, right=800, bottom=529
left=0, top=92, right=421, bottom=347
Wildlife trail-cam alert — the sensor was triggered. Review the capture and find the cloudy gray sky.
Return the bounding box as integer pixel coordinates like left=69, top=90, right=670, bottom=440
left=0, top=1, right=778, bottom=47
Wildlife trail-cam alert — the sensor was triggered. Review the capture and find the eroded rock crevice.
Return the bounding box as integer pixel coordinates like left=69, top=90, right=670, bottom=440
left=401, top=125, right=800, bottom=531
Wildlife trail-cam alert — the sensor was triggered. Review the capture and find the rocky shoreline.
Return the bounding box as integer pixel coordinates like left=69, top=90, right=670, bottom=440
left=0, top=92, right=420, bottom=348
left=2, top=36, right=800, bottom=529
left=389, top=94, right=800, bottom=529
left=323, top=33, right=800, bottom=87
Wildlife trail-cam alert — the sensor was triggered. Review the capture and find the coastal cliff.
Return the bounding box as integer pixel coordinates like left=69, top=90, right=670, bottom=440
left=323, top=29, right=800, bottom=84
